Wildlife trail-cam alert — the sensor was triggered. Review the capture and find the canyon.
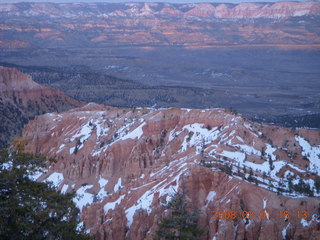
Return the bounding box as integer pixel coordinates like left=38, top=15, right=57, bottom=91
left=22, top=102, right=320, bottom=239
left=1, top=2, right=319, bottom=128
left=2, top=67, right=318, bottom=239
left=0, top=2, right=319, bottom=238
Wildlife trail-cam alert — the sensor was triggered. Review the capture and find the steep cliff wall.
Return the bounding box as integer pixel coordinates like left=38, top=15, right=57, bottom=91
left=0, top=67, right=83, bottom=148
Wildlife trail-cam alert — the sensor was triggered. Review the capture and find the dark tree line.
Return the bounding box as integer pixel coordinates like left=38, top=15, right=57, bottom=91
left=155, top=190, right=204, bottom=240
left=0, top=141, right=91, bottom=240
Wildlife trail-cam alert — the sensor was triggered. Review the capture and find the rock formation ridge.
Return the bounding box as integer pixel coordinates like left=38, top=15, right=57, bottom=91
left=22, top=103, right=320, bottom=239
left=0, top=67, right=83, bottom=148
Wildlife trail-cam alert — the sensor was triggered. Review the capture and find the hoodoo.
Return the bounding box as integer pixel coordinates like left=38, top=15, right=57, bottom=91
left=23, top=104, right=320, bottom=240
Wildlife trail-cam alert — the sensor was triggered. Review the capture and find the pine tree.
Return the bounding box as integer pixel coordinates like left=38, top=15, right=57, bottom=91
left=315, top=176, right=320, bottom=194
left=155, top=191, right=204, bottom=240
left=287, top=174, right=293, bottom=193
left=268, top=156, right=274, bottom=171
left=247, top=168, right=256, bottom=183
left=0, top=148, right=91, bottom=240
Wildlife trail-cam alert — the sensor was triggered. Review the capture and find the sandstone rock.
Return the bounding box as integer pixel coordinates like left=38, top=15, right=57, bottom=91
left=0, top=67, right=83, bottom=148
left=22, top=104, right=320, bottom=239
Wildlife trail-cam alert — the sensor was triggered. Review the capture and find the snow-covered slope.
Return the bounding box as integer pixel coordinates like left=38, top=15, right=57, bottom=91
left=23, top=103, right=320, bottom=240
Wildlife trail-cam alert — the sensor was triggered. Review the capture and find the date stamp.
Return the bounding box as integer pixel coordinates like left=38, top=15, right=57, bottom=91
left=211, top=210, right=308, bottom=220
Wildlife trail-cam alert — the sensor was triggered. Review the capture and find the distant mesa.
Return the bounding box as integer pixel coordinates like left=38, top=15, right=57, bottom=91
left=1, top=1, right=319, bottom=19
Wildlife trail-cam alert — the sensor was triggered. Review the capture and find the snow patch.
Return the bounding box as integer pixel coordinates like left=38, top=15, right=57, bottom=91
left=45, top=172, right=64, bottom=188
left=301, top=219, right=311, bottom=227
left=126, top=168, right=186, bottom=228
left=61, top=184, right=68, bottom=194
left=57, top=144, right=65, bottom=153
left=70, top=121, right=93, bottom=143
left=99, top=177, right=108, bottom=188
left=235, top=144, right=261, bottom=156
left=219, top=150, right=246, bottom=162
left=206, top=191, right=216, bottom=202
left=69, top=146, right=75, bottom=154
left=73, top=185, right=94, bottom=212
left=236, top=136, right=244, bottom=142
left=125, top=190, right=154, bottom=228
left=178, top=123, right=219, bottom=153
left=1, top=160, right=13, bottom=170
left=28, top=168, right=44, bottom=181
left=295, top=136, right=320, bottom=175
left=265, top=144, right=277, bottom=161
left=114, top=178, right=123, bottom=192
left=168, top=126, right=178, bottom=142
left=96, top=177, right=109, bottom=200
left=282, top=223, right=290, bottom=240
left=263, top=199, right=267, bottom=209
left=104, top=195, right=125, bottom=214
left=121, top=121, right=146, bottom=140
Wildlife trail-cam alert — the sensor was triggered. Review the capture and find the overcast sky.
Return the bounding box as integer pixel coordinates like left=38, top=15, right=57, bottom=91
left=0, top=0, right=310, bottom=3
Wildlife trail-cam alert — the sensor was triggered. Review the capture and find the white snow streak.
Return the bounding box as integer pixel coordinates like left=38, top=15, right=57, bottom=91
left=296, top=136, right=320, bottom=175
left=73, top=185, right=94, bottom=212
left=121, top=121, right=146, bottom=140
left=61, top=184, right=68, bottom=194
left=114, top=178, right=122, bottom=192
left=45, top=172, right=64, bottom=188
left=282, top=223, right=290, bottom=240
left=206, top=191, right=216, bottom=202
left=263, top=199, right=267, bottom=209
left=104, top=195, right=125, bottom=214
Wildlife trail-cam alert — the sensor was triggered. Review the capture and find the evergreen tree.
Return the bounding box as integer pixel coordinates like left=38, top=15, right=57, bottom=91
left=314, top=176, right=320, bottom=194
left=0, top=148, right=91, bottom=240
left=292, top=178, right=313, bottom=196
left=247, top=168, right=255, bottom=182
left=287, top=174, right=293, bottom=193
left=268, top=156, right=274, bottom=171
left=155, top=191, right=204, bottom=240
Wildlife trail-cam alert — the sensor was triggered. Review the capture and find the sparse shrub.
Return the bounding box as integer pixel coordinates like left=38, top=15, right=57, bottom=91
left=228, top=107, right=238, bottom=115
left=261, top=147, right=266, bottom=159
left=247, top=168, right=255, bottom=182
left=293, top=179, right=313, bottom=196
left=315, top=176, right=320, bottom=194
left=219, top=163, right=233, bottom=175
left=268, top=156, right=274, bottom=171
left=155, top=191, right=204, bottom=240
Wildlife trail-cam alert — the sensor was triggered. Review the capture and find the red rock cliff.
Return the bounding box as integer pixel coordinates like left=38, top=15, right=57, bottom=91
left=0, top=66, right=83, bottom=148
left=23, top=104, right=320, bottom=239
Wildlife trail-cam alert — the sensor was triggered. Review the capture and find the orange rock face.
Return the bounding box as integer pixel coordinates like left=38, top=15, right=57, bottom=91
left=0, top=66, right=81, bottom=107
left=0, top=67, right=83, bottom=147
left=22, top=104, right=320, bottom=240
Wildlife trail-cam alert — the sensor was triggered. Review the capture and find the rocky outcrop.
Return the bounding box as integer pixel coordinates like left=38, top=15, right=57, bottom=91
left=23, top=104, right=320, bottom=239
left=0, top=66, right=83, bottom=148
